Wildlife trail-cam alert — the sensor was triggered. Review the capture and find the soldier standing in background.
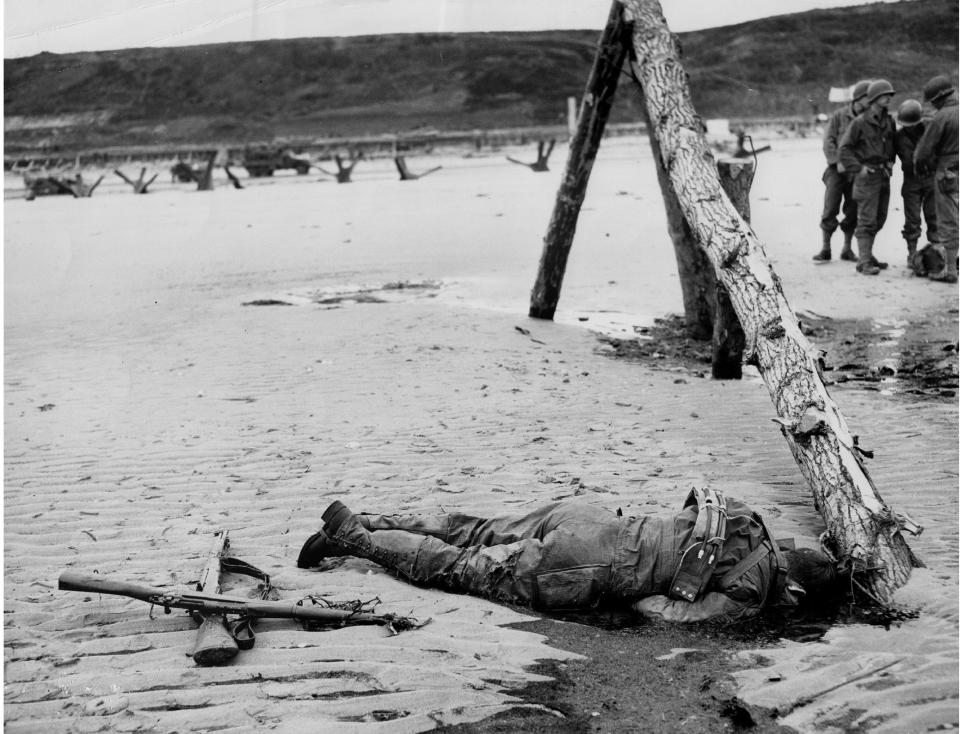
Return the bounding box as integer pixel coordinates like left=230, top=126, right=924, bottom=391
left=914, top=75, right=959, bottom=284
left=839, top=79, right=898, bottom=276
left=813, top=79, right=871, bottom=263
left=895, top=99, right=938, bottom=271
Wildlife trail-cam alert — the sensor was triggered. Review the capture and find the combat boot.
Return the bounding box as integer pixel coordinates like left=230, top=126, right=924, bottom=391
left=839, top=231, right=857, bottom=261
left=905, top=239, right=918, bottom=270
left=297, top=514, right=375, bottom=567
left=812, top=230, right=832, bottom=262
left=321, top=501, right=422, bottom=579
left=856, top=236, right=881, bottom=275
left=928, top=244, right=959, bottom=283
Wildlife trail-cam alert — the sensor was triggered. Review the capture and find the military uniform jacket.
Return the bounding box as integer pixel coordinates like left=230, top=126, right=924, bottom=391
left=915, top=95, right=959, bottom=171
left=897, top=122, right=935, bottom=179
left=609, top=497, right=798, bottom=623
left=838, top=106, right=897, bottom=174
left=823, top=104, right=857, bottom=165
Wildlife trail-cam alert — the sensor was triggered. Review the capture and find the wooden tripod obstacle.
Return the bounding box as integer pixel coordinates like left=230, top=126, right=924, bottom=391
left=114, top=167, right=158, bottom=194
left=394, top=156, right=442, bottom=181
left=316, top=153, right=362, bottom=183
left=529, top=0, right=920, bottom=603
left=507, top=139, right=556, bottom=172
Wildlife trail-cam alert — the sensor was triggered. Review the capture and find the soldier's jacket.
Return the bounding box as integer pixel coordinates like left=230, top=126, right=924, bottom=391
left=897, top=121, right=935, bottom=179
left=838, top=106, right=897, bottom=174
left=823, top=104, right=858, bottom=165
left=915, top=94, right=960, bottom=171
left=609, top=497, right=802, bottom=623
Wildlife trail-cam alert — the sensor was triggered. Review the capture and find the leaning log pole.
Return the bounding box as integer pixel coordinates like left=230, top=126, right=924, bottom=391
left=620, top=0, right=920, bottom=601
left=529, top=2, right=629, bottom=320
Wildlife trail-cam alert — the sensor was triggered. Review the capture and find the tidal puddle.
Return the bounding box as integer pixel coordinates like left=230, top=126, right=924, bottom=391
left=802, top=311, right=959, bottom=400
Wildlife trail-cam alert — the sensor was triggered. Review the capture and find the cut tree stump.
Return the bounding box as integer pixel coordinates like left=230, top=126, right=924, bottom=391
left=529, top=1, right=629, bottom=319
left=712, top=157, right=752, bottom=379
left=620, top=0, right=920, bottom=602
left=394, top=156, right=442, bottom=181
left=114, top=167, right=158, bottom=194
left=507, top=139, right=556, bottom=172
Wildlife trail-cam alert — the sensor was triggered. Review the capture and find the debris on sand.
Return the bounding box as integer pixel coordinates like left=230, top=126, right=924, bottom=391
left=598, top=312, right=959, bottom=400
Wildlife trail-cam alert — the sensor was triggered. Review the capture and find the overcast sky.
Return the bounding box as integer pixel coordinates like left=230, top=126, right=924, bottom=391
left=5, top=0, right=909, bottom=59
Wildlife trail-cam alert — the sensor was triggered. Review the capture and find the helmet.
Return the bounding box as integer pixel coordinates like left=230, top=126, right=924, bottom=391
left=897, top=99, right=923, bottom=127
left=851, top=79, right=871, bottom=102
left=923, top=75, right=955, bottom=103
left=866, top=79, right=895, bottom=104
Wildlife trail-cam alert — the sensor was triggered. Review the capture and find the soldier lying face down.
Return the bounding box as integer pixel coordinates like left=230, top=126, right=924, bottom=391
left=297, top=490, right=843, bottom=624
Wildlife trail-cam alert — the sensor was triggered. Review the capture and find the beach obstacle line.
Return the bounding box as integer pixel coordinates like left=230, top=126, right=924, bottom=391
left=528, top=0, right=921, bottom=604
left=506, top=139, right=556, bottom=172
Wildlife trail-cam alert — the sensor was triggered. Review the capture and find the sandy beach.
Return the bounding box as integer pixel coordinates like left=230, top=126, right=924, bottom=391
left=5, top=135, right=958, bottom=733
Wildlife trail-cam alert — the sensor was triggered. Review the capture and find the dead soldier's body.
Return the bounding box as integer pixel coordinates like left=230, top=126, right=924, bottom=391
left=297, top=491, right=842, bottom=623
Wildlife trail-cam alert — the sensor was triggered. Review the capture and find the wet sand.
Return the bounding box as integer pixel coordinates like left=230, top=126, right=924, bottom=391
left=4, top=136, right=957, bottom=732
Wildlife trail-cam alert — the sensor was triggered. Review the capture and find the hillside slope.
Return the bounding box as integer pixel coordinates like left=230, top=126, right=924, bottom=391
left=4, top=0, right=957, bottom=150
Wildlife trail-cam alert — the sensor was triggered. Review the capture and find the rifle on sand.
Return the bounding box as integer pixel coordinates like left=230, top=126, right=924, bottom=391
left=60, top=571, right=429, bottom=644
left=192, top=529, right=239, bottom=666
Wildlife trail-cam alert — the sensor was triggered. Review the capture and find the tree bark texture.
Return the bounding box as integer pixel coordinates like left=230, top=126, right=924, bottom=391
left=639, top=94, right=715, bottom=340
left=712, top=158, right=753, bottom=379
left=529, top=2, right=629, bottom=320
left=620, top=0, right=919, bottom=601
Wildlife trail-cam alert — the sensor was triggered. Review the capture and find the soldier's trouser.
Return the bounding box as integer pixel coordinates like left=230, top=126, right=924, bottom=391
left=820, top=165, right=857, bottom=234
left=364, top=503, right=619, bottom=609
left=934, top=166, right=959, bottom=257
left=901, top=174, right=938, bottom=244
left=853, top=169, right=890, bottom=238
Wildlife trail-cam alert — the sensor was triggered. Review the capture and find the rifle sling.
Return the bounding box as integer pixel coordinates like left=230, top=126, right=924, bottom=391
left=220, top=556, right=271, bottom=586
left=229, top=616, right=257, bottom=650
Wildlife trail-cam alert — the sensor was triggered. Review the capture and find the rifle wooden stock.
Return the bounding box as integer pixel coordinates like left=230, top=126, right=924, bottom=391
left=192, top=530, right=238, bottom=666
left=59, top=571, right=413, bottom=627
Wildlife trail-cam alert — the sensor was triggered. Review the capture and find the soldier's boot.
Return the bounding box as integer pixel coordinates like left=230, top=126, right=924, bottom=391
left=297, top=512, right=375, bottom=567
left=856, top=236, right=881, bottom=275
left=839, top=231, right=857, bottom=261
left=319, top=501, right=421, bottom=578
left=906, top=239, right=919, bottom=271
left=812, top=230, right=832, bottom=262
left=928, top=244, right=959, bottom=283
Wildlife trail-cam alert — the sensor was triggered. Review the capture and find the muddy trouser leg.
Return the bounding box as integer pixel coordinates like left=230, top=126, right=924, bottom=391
left=854, top=171, right=883, bottom=269
left=839, top=173, right=858, bottom=239
left=934, top=168, right=959, bottom=278
left=373, top=523, right=614, bottom=610
left=819, top=165, right=844, bottom=236
left=362, top=502, right=617, bottom=549
left=901, top=176, right=922, bottom=246
left=922, top=176, right=939, bottom=244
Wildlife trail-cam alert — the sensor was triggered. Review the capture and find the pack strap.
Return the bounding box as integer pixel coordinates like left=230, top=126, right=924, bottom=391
left=670, top=488, right=728, bottom=602
left=720, top=515, right=789, bottom=604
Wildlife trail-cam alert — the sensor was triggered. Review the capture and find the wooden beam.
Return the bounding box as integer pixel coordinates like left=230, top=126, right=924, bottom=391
left=529, top=1, right=629, bottom=320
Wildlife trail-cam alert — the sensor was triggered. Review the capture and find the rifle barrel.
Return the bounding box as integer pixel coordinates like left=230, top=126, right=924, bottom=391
left=59, top=571, right=396, bottom=626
